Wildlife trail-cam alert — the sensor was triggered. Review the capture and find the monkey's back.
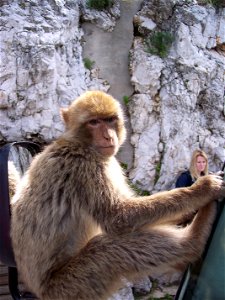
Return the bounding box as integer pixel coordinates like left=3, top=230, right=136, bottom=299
left=10, top=141, right=102, bottom=294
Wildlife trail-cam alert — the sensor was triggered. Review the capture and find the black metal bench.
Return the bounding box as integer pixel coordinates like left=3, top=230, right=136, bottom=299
left=0, top=142, right=40, bottom=299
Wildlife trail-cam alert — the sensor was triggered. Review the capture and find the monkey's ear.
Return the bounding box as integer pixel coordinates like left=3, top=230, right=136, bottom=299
left=60, top=108, right=69, bottom=125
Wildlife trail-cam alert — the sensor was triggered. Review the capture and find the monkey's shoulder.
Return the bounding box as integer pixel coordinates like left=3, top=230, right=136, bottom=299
left=32, top=141, right=94, bottom=168
left=23, top=142, right=106, bottom=191
left=104, top=158, right=134, bottom=197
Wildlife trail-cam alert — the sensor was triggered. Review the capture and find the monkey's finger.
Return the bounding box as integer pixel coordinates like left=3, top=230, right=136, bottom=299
left=210, top=174, right=225, bottom=182
left=214, top=171, right=224, bottom=178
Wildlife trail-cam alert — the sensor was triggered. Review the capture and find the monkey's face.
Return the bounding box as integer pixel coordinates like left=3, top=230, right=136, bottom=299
left=61, top=91, right=127, bottom=153
left=86, top=116, right=119, bottom=157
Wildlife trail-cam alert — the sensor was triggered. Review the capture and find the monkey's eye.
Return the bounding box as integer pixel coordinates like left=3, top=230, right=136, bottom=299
left=88, top=119, right=100, bottom=126
left=105, top=116, right=118, bottom=123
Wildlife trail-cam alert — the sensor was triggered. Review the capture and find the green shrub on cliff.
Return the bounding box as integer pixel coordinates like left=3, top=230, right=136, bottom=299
left=86, top=0, right=114, bottom=10
left=145, top=31, right=174, bottom=58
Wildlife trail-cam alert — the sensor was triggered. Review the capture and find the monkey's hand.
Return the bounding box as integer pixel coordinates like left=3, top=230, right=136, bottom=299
left=215, top=171, right=224, bottom=178
left=191, top=174, right=225, bottom=202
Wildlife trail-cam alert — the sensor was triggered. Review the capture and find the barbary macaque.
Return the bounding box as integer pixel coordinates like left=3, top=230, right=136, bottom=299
left=11, top=90, right=225, bottom=300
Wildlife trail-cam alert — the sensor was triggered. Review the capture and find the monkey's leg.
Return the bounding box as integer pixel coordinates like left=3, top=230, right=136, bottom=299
left=159, top=201, right=217, bottom=272
left=40, top=203, right=216, bottom=300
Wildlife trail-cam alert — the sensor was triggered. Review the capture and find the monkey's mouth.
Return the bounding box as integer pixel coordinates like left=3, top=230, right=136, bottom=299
left=98, top=146, right=117, bottom=156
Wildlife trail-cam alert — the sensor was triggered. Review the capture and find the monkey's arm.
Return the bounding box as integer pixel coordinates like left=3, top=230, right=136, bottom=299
left=100, top=175, right=225, bottom=233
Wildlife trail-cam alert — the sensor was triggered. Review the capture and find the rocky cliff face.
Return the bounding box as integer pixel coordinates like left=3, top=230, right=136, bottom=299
left=0, top=0, right=108, bottom=143
left=129, top=0, right=225, bottom=192
left=0, top=0, right=225, bottom=194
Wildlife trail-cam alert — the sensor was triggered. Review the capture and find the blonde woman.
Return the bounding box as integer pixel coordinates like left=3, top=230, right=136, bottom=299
left=176, top=149, right=208, bottom=188
left=175, top=149, right=209, bottom=226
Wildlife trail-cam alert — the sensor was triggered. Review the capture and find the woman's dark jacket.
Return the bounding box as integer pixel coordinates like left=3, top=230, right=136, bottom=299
left=175, top=170, right=194, bottom=188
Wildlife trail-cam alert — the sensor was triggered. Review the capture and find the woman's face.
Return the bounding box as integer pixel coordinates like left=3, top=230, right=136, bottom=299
left=196, top=155, right=207, bottom=173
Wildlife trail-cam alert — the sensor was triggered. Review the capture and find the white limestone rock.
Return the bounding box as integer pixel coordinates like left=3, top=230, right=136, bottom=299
left=79, top=0, right=120, bottom=32
left=130, top=38, right=164, bottom=96
left=133, top=276, right=152, bottom=295
left=129, top=1, right=225, bottom=193
left=108, top=279, right=134, bottom=300
left=0, top=0, right=106, bottom=143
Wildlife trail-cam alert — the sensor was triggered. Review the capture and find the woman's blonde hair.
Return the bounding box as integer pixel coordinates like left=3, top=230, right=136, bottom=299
left=189, top=149, right=208, bottom=180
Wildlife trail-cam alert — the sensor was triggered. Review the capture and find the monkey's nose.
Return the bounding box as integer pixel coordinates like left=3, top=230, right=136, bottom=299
left=103, top=129, right=114, bottom=139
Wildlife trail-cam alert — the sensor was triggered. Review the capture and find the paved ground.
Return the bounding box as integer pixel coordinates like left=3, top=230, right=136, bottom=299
left=82, top=0, right=142, bottom=170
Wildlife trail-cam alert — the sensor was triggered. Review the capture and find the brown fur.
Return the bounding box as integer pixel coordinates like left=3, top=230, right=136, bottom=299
left=10, top=90, right=225, bottom=300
